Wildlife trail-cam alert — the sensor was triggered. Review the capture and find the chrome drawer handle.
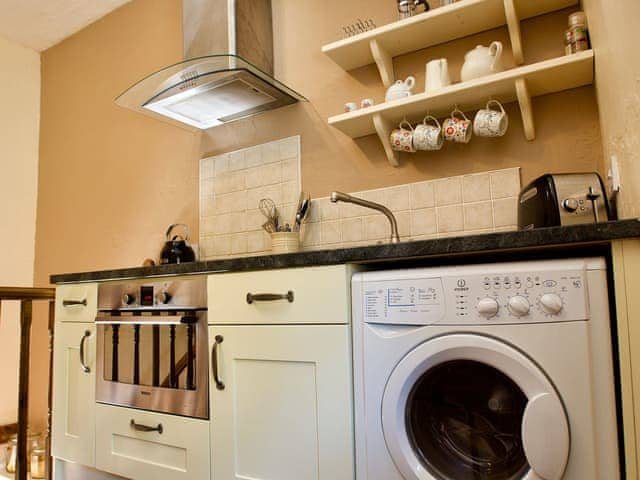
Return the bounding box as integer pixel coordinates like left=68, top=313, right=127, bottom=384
left=63, top=298, right=87, bottom=307
left=211, top=335, right=225, bottom=391
left=130, top=419, right=163, bottom=434
left=246, top=291, right=294, bottom=304
left=79, top=330, right=91, bottom=373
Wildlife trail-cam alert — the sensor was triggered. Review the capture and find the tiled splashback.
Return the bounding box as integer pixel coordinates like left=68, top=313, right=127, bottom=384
left=302, top=168, right=521, bottom=250
left=199, top=136, right=301, bottom=259
left=199, top=137, right=520, bottom=260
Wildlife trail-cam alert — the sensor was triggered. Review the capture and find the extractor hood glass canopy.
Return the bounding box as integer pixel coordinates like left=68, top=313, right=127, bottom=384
left=115, top=54, right=306, bottom=130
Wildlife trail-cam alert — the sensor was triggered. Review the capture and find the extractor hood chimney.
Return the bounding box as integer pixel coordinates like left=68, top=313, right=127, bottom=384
left=115, top=0, right=305, bottom=130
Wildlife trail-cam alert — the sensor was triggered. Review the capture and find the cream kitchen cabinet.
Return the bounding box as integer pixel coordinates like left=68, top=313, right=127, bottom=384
left=208, top=265, right=355, bottom=480
left=51, top=322, right=96, bottom=467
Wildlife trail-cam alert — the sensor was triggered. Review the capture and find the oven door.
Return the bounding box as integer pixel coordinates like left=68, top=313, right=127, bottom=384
left=382, top=334, right=569, bottom=480
left=95, top=311, right=209, bottom=419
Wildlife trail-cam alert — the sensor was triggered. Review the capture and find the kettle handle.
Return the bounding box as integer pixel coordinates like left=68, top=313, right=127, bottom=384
left=166, top=223, right=190, bottom=242
left=490, top=41, right=503, bottom=70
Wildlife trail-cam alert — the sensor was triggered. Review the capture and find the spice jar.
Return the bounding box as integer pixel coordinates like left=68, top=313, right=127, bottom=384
left=30, top=448, right=46, bottom=478
left=565, top=11, right=589, bottom=54
left=5, top=436, right=17, bottom=473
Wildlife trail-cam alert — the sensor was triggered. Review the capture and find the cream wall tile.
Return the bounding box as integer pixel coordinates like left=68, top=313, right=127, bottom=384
left=262, top=141, right=280, bottom=164
left=200, top=195, right=215, bottom=217
left=228, top=151, right=246, bottom=171
left=280, top=136, right=299, bottom=159
left=321, top=220, right=342, bottom=245
left=245, top=209, right=264, bottom=232
left=301, top=223, right=321, bottom=246
left=410, top=181, right=435, bottom=209
left=318, top=198, right=340, bottom=221
left=213, top=235, right=232, bottom=256
left=201, top=178, right=215, bottom=196
left=386, top=185, right=410, bottom=211
left=306, top=200, right=322, bottom=223
left=214, top=212, right=245, bottom=235
left=247, top=230, right=269, bottom=253
left=342, top=217, right=364, bottom=242
left=437, top=205, right=463, bottom=233
left=200, top=157, right=214, bottom=179
left=463, top=174, right=491, bottom=203
left=215, top=190, right=247, bottom=214
left=341, top=201, right=371, bottom=218
left=463, top=202, right=494, bottom=230
left=231, top=233, right=247, bottom=254
left=396, top=212, right=411, bottom=238
left=365, top=214, right=391, bottom=240
left=493, top=197, right=518, bottom=226
left=245, top=147, right=262, bottom=167
left=411, top=208, right=437, bottom=235
left=490, top=168, right=521, bottom=199
left=281, top=180, right=299, bottom=205
left=435, top=177, right=462, bottom=206
left=245, top=166, right=262, bottom=189
left=282, top=159, right=298, bottom=182
left=360, top=188, right=387, bottom=205
left=247, top=184, right=281, bottom=209
left=214, top=154, right=229, bottom=175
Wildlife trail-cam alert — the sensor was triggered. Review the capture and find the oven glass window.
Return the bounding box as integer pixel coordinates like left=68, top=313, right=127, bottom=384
left=406, top=360, right=529, bottom=479
left=102, top=323, right=197, bottom=390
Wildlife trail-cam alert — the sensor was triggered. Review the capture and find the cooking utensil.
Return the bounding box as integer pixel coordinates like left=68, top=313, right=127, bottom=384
left=294, top=193, right=311, bottom=232
left=259, top=198, right=279, bottom=231
left=262, top=221, right=276, bottom=234
left=160, top=224, right=196, bottom=264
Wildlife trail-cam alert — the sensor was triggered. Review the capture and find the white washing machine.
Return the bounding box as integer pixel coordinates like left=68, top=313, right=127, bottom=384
left=352, top=258, right=620, bottom=480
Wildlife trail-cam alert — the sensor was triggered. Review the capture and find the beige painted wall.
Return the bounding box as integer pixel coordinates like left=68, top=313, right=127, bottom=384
left=582, top=0, right=640, bottom=219
left=35, top=0, right=603, bottom=283
left=0, top=35, right=40, bottom=425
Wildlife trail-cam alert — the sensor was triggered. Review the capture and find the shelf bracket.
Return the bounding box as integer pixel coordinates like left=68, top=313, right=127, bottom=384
left=515, top=78, right=535, bottom=141
left=504, top=0, right=524, bottom=65
left=373, top=113, right=400, bottom=167
left=370, top=39, right=395, bottom=88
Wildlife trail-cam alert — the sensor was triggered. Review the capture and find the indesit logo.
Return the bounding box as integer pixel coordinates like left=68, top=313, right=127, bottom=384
left=140, top=390, right=151, bottom=396
left=454, top=279, right=469, bottom=292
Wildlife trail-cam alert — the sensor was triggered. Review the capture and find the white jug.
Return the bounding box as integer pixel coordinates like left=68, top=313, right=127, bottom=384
left=460, top=41, right=504, bottom=82
left=425, top=58, right=451, bottom=92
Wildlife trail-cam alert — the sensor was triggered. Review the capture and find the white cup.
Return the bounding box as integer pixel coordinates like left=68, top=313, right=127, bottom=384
left=344, top=102, right=358, bottom=112
left=361, top=98, right=375, bottom=108
left=473, top=100, right=508, bottom=137
left=413, top=116, right=444, bottom=151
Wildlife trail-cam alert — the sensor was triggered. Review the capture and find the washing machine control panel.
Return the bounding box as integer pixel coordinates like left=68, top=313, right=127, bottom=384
left=361, top=269, right=589, bottom=325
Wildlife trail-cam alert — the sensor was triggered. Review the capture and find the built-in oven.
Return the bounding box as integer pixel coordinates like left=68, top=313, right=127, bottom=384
left=95, top=277, right=209, bottom=419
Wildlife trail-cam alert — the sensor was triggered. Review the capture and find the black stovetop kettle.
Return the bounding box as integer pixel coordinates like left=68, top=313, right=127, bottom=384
left=160, top=223, right=196, bottom=264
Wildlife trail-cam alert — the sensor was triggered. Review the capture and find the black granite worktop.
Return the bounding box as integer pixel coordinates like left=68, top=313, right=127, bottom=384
left=50, top=219, right=640, bottom=283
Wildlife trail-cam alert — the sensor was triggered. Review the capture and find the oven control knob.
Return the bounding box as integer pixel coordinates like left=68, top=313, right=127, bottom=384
left=540, top=293, right=563, bottom=315
left=122, top=293, right=135, bottom=305
left=477, top=297, right=499, bottom=318
left=562, top=198, right=579, bottom=213
left=156, top=291, right=172, bottom=304
left=508, top=296, right=530, bottom=317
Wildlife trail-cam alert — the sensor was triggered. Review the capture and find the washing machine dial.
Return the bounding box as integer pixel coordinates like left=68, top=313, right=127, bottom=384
left=477, top=297, right=499, bottom=318
left=508, top=295, right=530, bottom=317
left=539, top=293, right=563, bottom=315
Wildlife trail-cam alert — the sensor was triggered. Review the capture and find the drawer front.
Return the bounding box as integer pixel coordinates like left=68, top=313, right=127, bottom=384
left=56, top=283, right=98, bottom=323
left=95, top=404, right=210, bottom=480
left=208, top=265, right=351, bottom=325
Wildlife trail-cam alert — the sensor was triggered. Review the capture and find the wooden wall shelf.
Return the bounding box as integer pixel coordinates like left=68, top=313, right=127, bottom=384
left=322, top=0, right=578, bottom=86
left=328, top=51, right=594, bottom=166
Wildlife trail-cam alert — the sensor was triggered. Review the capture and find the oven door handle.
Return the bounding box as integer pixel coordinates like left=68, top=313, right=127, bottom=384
left=95, top=316, right=187, bottom=325
left=79, top=330, right=91, bottom=373
left=130, top=419, right=163, bottom=434
left=211, top=335, right=225, bottom=390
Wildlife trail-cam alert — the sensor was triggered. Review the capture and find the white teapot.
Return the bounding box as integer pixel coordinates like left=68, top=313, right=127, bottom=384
left=460, top=41, right=503, bottom=82
left=385, top=76, right=416, bottom=102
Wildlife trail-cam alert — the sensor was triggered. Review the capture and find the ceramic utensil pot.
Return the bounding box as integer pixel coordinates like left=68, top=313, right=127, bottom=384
left=413, top=116, right=444, bottom=151
left=425, top=58, right=451, bottom=92
left=474, top=99, right=509, bottom=137
left=390, top=121, right=416, bottom=152
left=160, top=224, right=196, bottom=264
left=385, top=76, right=416, bottom=102
left=460, top=41, right=503, bottom=82
left=444, top=109, right=472, bottom=143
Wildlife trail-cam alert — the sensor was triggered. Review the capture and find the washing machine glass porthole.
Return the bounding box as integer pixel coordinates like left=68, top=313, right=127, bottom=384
left=406, top=360, right=529, bottom=480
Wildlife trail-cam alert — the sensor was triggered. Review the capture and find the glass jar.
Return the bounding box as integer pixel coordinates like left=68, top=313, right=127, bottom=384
left=5, top=436, right=17, bottom=473
left=30, top=448, right=46, bottom=478
left=567, top=11, right=589, bottom=53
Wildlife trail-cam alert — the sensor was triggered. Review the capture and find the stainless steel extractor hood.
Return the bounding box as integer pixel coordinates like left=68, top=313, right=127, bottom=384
left=115, top=0, right=306, bottom=130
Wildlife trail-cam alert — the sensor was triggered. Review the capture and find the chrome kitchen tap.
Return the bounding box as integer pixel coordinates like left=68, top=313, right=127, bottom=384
left=330, top=191, right=400, bottom=243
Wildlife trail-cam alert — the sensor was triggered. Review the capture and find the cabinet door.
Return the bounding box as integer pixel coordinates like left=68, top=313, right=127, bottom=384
left=209, top=325, right=354, bottom=480
left=52, top=323, right=96, bottom=466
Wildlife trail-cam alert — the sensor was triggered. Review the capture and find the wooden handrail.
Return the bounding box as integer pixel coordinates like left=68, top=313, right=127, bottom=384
left=0, top=286, right=56, bottom=480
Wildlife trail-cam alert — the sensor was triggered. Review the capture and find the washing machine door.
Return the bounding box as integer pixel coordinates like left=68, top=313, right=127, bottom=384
left=382, top=334, right=569, bottom=480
